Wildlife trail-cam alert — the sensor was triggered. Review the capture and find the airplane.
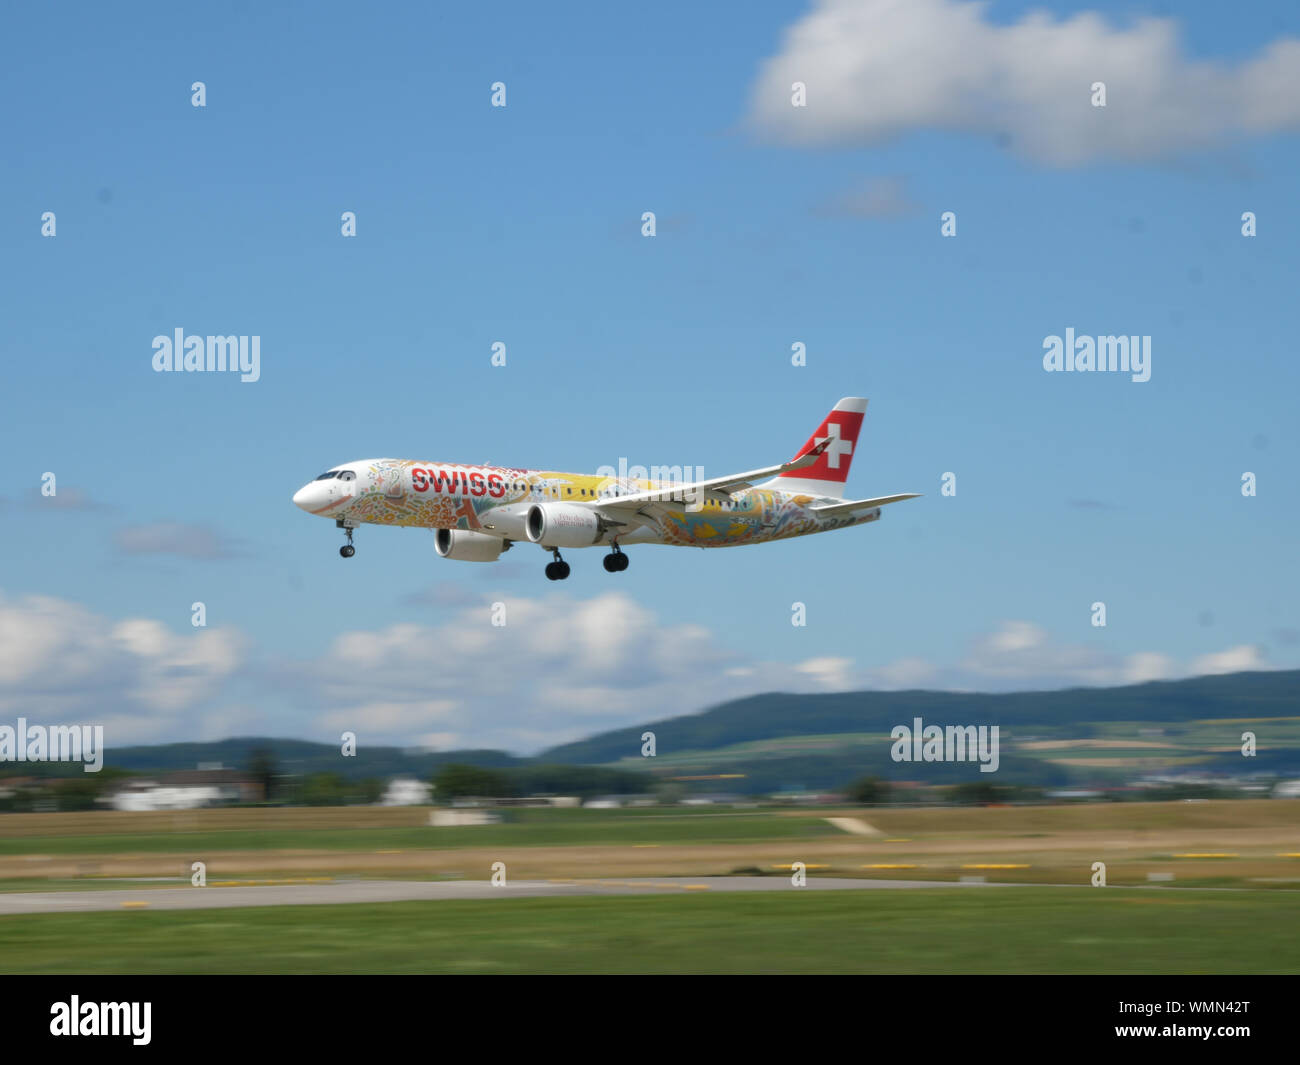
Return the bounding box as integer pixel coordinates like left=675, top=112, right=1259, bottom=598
left=291, top=397, right=919, bottom=580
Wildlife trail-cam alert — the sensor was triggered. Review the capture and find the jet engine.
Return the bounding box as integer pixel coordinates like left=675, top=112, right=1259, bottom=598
left=525, top=503, right=602, bottom=547
left=434, top=528, right=508, bottom=562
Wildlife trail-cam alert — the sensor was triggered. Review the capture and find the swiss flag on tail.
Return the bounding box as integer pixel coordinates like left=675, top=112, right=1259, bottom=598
left=775, top=397, right=867, bottom=497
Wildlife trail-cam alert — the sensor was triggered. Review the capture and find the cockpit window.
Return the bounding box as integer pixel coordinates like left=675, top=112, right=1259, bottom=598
left=314, top=471, right=340, bottom=480
left=339, top=471, right=356, bottom=481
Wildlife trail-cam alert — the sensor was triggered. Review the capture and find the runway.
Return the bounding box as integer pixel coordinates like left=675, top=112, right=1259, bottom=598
left=0, top=876, right=1001, bottom=915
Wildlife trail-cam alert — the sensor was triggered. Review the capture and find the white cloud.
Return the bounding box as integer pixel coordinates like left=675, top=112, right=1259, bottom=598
left=279, top=591, right=756, bottom=750
left=319, top=700, right=458, bottom=739
left=984, top=620, right=1047, bottom=654
left=1191, top=644, right=1266, bottom=675
left=747, top=0, right=1300, bottom=166
left=1122, top=651, right=1177, bottom=685
left=0, top=589, right=1280, bottom=753
left=0, top=592, right=243, bottom=741
left=867, top=656, right=941, bottom=689
left=960, top=620, right=1109, bottom=685
left=795, top=656, right=855, bottom=689
left=858, top=620, right=1265, bottom=692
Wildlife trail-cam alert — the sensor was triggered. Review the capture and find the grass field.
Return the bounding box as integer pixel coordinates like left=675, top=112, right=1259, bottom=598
left=0, top=810, right=836, bottom=856
left=3, top=887, right=1298, bottom=973
left=1, top=800, right=1297, bottom=886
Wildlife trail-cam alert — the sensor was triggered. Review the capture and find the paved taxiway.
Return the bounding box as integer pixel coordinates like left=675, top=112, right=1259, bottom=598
left=0, top=876, right=1003, bottom=915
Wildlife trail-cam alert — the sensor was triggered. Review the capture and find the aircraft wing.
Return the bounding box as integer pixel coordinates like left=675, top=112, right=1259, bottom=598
left=588, top=437, right=834, bottom=512
left=807, top=493, right=921, bottom=516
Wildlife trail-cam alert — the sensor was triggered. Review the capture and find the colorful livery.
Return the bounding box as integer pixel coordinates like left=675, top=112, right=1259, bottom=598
left=291, top=398, right=919, bottom=579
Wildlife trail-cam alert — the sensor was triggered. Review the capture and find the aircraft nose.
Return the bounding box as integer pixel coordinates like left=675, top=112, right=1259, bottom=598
left=292, top=483, right=317, bottom=510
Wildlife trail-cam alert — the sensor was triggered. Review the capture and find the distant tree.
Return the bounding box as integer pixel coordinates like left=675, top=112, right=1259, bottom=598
left=247, top=747, right=278, bottom=802
left=654, top=781, right=686, bottom=805
left=515, top=763, right=653, bottom=799
left=55, top=777, right=103, bottom=811
left=951, top=780, right=999, bottom=805
left=299, top=772, right=349, bottom=806
left=845, top=775, right=890, bottom=805
left=432, top=763, right=515, bottom=801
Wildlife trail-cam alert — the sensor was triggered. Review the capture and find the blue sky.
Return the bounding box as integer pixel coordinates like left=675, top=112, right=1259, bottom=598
left=2, top=0, right=1297, bottom=753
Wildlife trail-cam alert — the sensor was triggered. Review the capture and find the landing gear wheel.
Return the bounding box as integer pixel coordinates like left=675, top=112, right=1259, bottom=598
left=615, top=552, right=629, bottom=571
left=545, top=549, right=570, bottom=580
left=605, top=546, right=629, bottom=572
left=603, top=554, right=618, bottom=572
left=338, top=522, right=356, bottom=558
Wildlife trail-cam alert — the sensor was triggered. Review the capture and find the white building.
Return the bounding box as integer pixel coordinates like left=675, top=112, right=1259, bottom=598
left=107, top=769, right=261, bottom=811
left=382, top=778, right=433, bottom=805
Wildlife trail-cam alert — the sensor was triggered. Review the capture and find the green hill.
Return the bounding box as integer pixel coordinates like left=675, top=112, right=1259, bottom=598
left=539, top=670, right=1300, bottom=774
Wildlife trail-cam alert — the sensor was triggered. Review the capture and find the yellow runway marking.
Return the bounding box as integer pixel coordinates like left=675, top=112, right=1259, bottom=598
left=120, top=901, right=150, bottom=909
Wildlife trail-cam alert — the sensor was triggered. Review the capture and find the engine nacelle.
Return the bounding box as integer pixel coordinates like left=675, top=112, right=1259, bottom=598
left=525, top=503, right=602, bottom=547
left=434, top=528, right=507, bottom=562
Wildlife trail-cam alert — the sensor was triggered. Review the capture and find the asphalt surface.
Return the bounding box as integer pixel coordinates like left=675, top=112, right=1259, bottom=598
left=0, top=876, right=998, bottom=915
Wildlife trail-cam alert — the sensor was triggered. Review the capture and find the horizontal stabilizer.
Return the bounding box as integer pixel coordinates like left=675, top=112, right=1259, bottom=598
left=808, top=493, right=921, bottom=517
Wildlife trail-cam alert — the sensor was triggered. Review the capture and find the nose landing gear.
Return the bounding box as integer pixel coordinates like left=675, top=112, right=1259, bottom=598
left=544, top=548, right=571, bottom=581
left=338, top=520, right=357, bottom=558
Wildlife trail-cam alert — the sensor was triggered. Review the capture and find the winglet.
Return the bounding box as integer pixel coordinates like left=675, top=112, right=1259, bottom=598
left=789, top=436, right=834, bottom=470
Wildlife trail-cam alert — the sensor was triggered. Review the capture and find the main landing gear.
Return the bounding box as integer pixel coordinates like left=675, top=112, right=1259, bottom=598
left=544, top=549, right=571, bottom=581
left=542, top=546, right=630, bottom=579
left=338, top=519, right=357, bottom=558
